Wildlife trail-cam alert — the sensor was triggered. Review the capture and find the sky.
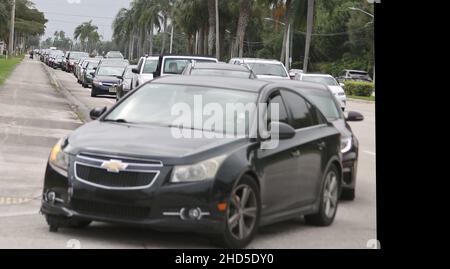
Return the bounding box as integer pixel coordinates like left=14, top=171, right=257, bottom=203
left=33, top=0, right=133, bottom=41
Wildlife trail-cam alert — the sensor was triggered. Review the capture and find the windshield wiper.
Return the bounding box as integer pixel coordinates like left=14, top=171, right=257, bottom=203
left=103, top=118, right=131, bottom=124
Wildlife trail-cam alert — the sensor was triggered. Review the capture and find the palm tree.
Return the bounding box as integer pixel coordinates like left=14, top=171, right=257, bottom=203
left=207, top=0, right=216, bottom=55
left=231, top=0, right=253, bottom=58
left=303, top=0, right=314, bottom=72
left=74, top=20, right=100, bottom=53
left=113, top=8, right=133, bottom=58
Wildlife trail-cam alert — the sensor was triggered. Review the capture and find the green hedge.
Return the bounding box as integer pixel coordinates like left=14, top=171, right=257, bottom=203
left=344, top=81, right=374, bottom=97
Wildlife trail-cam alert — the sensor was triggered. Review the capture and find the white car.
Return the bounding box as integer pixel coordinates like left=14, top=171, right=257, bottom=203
left=296, top=73, right=347, bottom=111
left=229, top=58, right=290, bottom=80
left=132, top=55, right=218, bottom=89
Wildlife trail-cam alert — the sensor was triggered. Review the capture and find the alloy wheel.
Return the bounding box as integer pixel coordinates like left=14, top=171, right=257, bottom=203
left=227, top=184, right=258, bottom=240
left=323, top=170, right=339, bottom=218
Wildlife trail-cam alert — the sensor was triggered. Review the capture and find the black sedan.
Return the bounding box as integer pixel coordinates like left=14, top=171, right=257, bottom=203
left=41, top=76, right=343, bottom=248
left=90, top=64, right=128, bottom=97
left=182, top=62, right=257, bottom=79
left=267, top=80, right=364, bottom=200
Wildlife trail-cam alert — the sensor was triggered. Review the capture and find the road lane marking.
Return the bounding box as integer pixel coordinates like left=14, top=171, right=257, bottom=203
left=364, top=151, right=376, bottom=156
left=0, top=197, right=33, bottom=205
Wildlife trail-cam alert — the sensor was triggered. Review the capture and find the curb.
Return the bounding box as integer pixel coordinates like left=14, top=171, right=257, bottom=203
left=41, top=63, right=91, bottom=123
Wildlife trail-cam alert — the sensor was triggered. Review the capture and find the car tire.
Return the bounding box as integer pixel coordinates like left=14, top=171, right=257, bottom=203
left=46, top=215, right=91, bottom=232
left=210, top=176, right=260, bottom=249
left=305, top=164, right=340, bottom=226
left=91, top=87, right=98, bottom=97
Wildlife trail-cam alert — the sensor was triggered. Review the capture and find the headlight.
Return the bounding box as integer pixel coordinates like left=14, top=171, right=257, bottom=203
left=171, top=155, right=227, bottom=183
left=49, top=138, right=69, bottom=176
left=341, top=137, right=352, bottom=153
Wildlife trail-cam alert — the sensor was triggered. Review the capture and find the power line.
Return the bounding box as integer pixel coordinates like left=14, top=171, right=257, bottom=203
left=43, top=11, right=115, bottom=20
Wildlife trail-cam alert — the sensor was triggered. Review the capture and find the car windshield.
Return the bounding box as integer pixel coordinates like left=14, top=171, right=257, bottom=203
left=303, top=91, right=342, bottom=121
left=164, top=58, right=216, bottom=74
left=107, top=52, right=123, bottom=58
left=104, top=84, right=258, bottom=135
left=70, top=52, right=89, bottom=60
left=143, top=59, right=158, bottom=74
left=247, top=63, right=287, bottom=77
left=97, top=66, right=126, bottom=76
left=190, top=69, right=251, bottom=78
left=301, top=76, right=338, bottom=86
left=87, top=63, right=99, bottom=70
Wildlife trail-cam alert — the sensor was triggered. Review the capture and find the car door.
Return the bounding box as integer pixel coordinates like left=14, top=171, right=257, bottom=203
left=257, top=92, right=303, bottom=216
left=280, top=89, right=327, bottom=204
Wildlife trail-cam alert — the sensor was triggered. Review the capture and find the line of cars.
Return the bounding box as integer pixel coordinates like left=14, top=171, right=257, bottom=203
left=39, top=51, right=367, bottom=248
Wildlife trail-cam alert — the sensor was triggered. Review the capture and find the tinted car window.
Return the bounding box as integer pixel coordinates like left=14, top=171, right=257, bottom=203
left=247, top=63, right=287, bottom=77
left=267, top=94, right=289, bottom=125
left=301, top=76, right=338, bottom=86
left=143, top=59, right=158, bottom=74
left=281, top=90, right=315, bottom=129
left=164, top=59, right=190, bottom=74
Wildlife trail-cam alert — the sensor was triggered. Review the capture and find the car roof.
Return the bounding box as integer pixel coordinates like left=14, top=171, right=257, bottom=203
left=259, top=79, right=332, bottom=93
left=191, top=62, right=251, bottom=72
left=300, top=73, right=334, bottom=78
left=231, top=58, right=283, bottom=64
left=151, top=76, right=269, bottom=92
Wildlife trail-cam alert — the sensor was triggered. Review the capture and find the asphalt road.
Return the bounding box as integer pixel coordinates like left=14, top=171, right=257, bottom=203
left=0, top=57, right=377, bottom=249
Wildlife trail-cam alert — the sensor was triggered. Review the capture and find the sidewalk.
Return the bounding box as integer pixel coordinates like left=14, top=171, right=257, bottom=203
left=0, top=57, right=82, bottom=216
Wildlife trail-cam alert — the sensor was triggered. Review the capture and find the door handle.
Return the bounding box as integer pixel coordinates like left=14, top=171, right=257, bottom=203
left=291, top=149, right=301, bottom=158
left=317, top=141, right=326, bottom=150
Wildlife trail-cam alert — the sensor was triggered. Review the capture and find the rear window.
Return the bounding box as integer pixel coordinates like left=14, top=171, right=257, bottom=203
left=164, top=58, right=217, bottom=74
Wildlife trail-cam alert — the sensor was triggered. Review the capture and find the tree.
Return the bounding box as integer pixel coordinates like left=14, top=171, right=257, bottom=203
left=74, top=20, right=101, bottom=53
left=231, top=0, right=252, bottom=58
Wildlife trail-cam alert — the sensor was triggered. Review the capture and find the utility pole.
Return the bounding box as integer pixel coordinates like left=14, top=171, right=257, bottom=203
left=215, top=0, right=220, bottom=60
left=170, top=25, right=174, bottom=54
left=285, top=23, right=290, bottom=70
left=8, top=0, right=16, bottom=57
left=303, top=0, right=314, bottom=73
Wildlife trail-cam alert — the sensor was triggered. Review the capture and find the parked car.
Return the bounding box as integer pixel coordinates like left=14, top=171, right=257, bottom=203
left=337, top=70, right=372, bottom=82
left=65, top=51, right=89, bottom=73
left=182, top=62, right=256, bottom=79
left=116, top=65, right=137, bottom=101
left=81, top=61, right=101, bottom=88
left=90, top=60, right=129, bottom=97
left=79, top=59, right=101, bottom=85
left=105, top=51, right=124, bottom=59
left=229, top=58, right=290, bottom=80
left=131, top=55, right=218, bottom=90
left=263, top=79, right=364, bottom=200
left=296, top=73, right=347, bottom=111
left=41, top=76, right=343, bottom=248
left=48, top=50, right=64, bottom=68
left=75, top=58, right=89, bottom=81
left=61, top=51, right=70, bottom=71
left=52, top=55, right=65, bottom=69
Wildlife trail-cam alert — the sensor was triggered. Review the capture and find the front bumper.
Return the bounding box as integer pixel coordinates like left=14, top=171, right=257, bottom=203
left=93, top=83, right=118, bottom=95
left=40, top=163, right=225, bottom=234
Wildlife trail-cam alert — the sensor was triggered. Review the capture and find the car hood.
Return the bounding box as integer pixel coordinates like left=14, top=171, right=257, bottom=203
left=94, top=75, right=121, bottom=83
left=66, top=121, right=246, bottom=165
left=328, top=86, right=345, bottom=95
left=256, top=75, right=290, bottom=80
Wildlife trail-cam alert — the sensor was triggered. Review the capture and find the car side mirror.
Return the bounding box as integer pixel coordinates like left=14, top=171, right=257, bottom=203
left=90, top=106, right=107, bottom=120
left=269, top=122, right=296, bottom=140
left=346, top=111, right=364, bottom=122
left=132, top=68, right=139, bottom=74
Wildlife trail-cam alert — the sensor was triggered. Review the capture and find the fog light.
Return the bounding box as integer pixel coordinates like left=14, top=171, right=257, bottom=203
left=47, top=192, right=56, bottom=203
left=188, top=208, right=201, bottom=220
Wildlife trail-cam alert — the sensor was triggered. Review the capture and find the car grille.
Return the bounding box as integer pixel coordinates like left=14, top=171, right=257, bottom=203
left=74, top=153, right=162, bottom=190
left=75, top=164, right=158, bottom=188
left=71, top=198, right=150, bottom=220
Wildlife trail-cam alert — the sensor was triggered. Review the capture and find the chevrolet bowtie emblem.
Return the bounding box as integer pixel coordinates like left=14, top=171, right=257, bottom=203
left=101, top=160, right=128, bottom=173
